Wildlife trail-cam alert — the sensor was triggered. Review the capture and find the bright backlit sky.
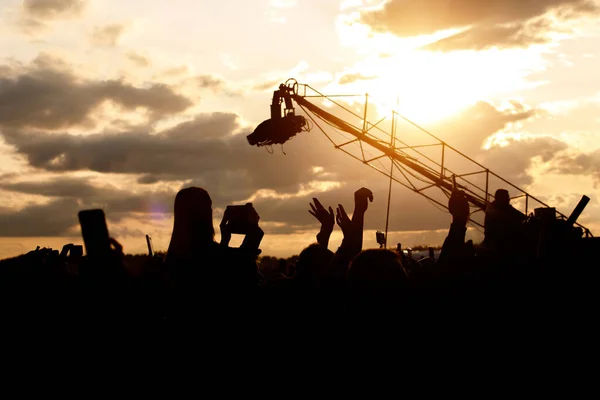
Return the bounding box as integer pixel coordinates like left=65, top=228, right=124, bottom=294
left=1, top=0, right=600, bottom=258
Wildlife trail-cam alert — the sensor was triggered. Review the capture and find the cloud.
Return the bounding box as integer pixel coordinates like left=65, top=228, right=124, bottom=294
left=3, top=101, right=548, bottom=232
left=154, top=65, right=189, bottom=78
left=126, top=51, right=151, bottom=68
left=422, top=19, right=553, bottom=52
left=429, top=100, right=541, bottom=154
left=252, top=79, right=281, bottom=91
left=338, top=73, right=377, bottom=85
left=0, top=93, right=548, bottom=203
left=90, top=24, right=125, bottom=47
left=0, top=84, right=583, bottom=243
left=0, top=198, right=79, bottom=236
left=360, top=0, right=597, bottom=50
left=550, top=148, right=600, bottom=185
left=23, top=0, right=86, bottom=18
left=0, top=177, right=176, bottom=237
left=0, top=177, right=175, bottom=215
left=21, top=0, right=87, bottom=32
left=194, top=75, right=226, bottom=90
left=480, top=135, right=569, bottom=187
left=0, top=54, right=192, bottom=130
left=248, top=179, right=455, bottom=233
left=186, top=75, right=240, bottom=95
left=0, top=132, right=579, bottom=240
left=151, top=67, right=239, bottom=95
left=1, top=111, right=345, bottom=205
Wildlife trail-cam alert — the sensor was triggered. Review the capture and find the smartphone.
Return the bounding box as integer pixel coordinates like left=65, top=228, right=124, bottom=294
left=78, top=209, right=111, bottom=258
left=60, top=243, right=73, bottom=257
left=226, top=204, right=253, bottom=234
left=376, top=231, right=385, bottom=245
left=70, top=245, right=83, bottom=258
left=146, top=234, right=154, bottom=257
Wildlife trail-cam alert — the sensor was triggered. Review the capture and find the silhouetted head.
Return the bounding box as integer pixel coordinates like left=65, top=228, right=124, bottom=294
left=296, top=243, right=334, bottom=285
left=347, top=249, right=408, bottom=289
left=168, top=187, right=215, bottom=259
left=495, top=189, right=510, bottom=206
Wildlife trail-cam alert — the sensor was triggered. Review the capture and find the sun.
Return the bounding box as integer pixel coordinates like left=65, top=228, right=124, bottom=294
left=333, top=18, right=549, bottom=125
left=340, top=47, right=546, bottom=126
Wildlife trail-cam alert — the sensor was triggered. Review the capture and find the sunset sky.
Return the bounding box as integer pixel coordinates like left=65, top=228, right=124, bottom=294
left=1, top=0, right=600, bottom=258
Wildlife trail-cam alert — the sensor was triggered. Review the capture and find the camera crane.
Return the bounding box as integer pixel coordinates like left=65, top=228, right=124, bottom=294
left=247, top=79, right=593, bottom=244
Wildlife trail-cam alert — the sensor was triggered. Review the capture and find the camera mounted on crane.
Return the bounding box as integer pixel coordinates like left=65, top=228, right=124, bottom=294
left=246, top=79, right=309, bottom=149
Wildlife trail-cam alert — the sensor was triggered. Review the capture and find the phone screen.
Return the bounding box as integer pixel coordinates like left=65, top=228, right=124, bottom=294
left=78, top=209, right=111, bottom=258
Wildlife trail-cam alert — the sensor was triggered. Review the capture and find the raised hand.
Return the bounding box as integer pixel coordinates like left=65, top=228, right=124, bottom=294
left=354, top=187, right=374, bottom=215
left=309, top=198, right=334, bottom=233
left=449, top=189, right=469, bottom=223
left=219, top=207, right=232, bottom=246
left=335, top=204, right=353, bottom=237
left=242, top=204, right=264, bottom=251
left=246, top=203, right=260, bottom=225
left=109, top=238, right=124, bottom=258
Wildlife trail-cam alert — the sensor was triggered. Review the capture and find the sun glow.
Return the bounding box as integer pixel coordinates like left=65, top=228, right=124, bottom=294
left=333, top=15, right=550, bottom=124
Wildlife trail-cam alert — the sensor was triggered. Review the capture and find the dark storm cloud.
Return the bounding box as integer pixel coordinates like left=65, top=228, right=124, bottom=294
left=90, top=24, right=125, bottom=47
left=360, top=0, right=597, bottom=50
left=0, top=54, right=192, bottom=130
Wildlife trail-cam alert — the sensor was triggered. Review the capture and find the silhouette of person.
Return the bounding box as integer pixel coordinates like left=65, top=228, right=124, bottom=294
left=322, top=187, right=373, bottom=288
left=165, top=187, right=262, bottom=289
left=347, top=249, right=408, bottom=289
left=484, top=189, right=525, bottom=250
left=166, top=187, right=215, bottom=262
left=309, top=198, right=335, bottom=250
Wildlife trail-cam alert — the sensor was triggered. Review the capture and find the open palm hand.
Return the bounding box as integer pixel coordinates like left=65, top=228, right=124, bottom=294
left=309, top=198, right=334, bottom=233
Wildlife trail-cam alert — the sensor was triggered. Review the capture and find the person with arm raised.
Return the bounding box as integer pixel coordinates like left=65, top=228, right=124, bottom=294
left=322, top=188, right=373, bottom=288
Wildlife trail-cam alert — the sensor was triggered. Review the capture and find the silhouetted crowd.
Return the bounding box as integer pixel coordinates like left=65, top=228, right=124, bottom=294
left=1, top=186, right=598, bottom=321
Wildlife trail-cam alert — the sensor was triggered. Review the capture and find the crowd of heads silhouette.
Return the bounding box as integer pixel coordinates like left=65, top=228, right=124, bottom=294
left=1, top=177, right=597, bottom=320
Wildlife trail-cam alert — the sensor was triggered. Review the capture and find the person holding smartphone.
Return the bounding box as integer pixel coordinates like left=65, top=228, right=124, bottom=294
left=78, top=209, right=128, bottom=286
left=165, top=187, right=263, bottom=289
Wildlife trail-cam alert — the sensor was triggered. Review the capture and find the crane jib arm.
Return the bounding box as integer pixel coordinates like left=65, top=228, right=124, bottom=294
left=292, top=94, right=491, bottom=212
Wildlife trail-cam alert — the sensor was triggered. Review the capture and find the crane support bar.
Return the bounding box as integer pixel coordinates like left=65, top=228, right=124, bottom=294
left=292, top=94, right=491, bottom=212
